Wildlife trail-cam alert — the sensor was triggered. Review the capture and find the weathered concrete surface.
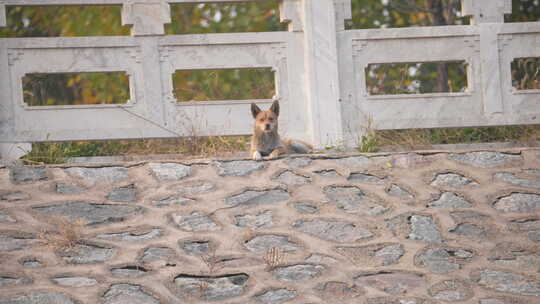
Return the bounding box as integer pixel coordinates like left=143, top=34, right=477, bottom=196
left=1, top=148, right=540, bottom=303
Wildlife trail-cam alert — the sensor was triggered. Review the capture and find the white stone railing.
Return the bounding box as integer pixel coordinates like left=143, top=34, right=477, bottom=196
left=0, top=0, right=539, bottom=158
left=339, top=0, right=540, bottom=145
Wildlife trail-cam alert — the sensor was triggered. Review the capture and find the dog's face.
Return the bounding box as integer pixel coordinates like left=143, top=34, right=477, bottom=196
left=251, top=101, right=279, bottom=134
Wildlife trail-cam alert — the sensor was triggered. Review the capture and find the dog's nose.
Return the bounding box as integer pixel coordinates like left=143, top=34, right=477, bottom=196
left=265, top=124, right=271, bottom=130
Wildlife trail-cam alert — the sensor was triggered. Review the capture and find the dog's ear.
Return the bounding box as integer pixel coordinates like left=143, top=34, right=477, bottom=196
left=270, top=100, right=279, bottom=116
left=251, top=103, right=261, bottom=119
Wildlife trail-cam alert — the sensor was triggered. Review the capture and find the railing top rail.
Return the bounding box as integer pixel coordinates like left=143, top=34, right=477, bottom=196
left=0, top=0, right=269, bottom=5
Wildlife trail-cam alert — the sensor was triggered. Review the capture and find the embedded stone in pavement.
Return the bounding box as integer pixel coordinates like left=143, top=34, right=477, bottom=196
left=408, top=215, right=443, bottom=244
left=0, top=210, right=15, bottom=223
left=111, top=265, right=149, bottom=278
left=314, top=169, right=340, bottom=178
left=179, top=239, right=212, bottom=255
left=272, top=264, right=325, bottom=281
left=291, top=202, right=319, bottom=214
left=10, top=167, right=47, bottom=184
left=20, top=257, right=42, bottom=268
left=526, top=168, right=540, bottom=175
left=450, top=223, right=487, bottom=238
left=365, top=297, right=437, bottom=304
left=324, top=185, right=389, bottom=215
left=415, top=247, right=473, bottom=274
left=213, top=160, right=265, bottom=176
left=450, top=210, right=489, bottom=221
left=449, top=152, right=521, bottom=168
left=493, top=193, right=540, bottom=213
left=33, top=201, right=143, bottom=225
left=175, top=180, right=216, bottom=196
left=354, top=271, right=425, bottom=295
left=173, top=273, right=249, bottom=301
left=234, top=210, right=273, bottom=229
left=106, top=184, right=137, bottom=202
left=273, top=170, right=311, bottom=186
left=509, top=217, right=540, bottom=232
left=97, top=227, right=162, bottom=242
left=388, top=214, right=443, bottom=243
left=255, top=288, right=297, bottom=304
left=315, top=281, right=364, bottom=300
left=494, top=172, right=540, bottom=189
left=148, top=163, right=191, bottom=181
left=430, top=172, right=477, bottom=187
left=479, top=298, right=524, bottom=304
left=153, top=196, right=194, bottom=207
left=428, top=280, right=473, bottom=302
left=225, top=188, right=290, bottom=207
left=529, top=231, right=540, bottom=242
left=293, top=218, right=373, bottom=242
left=171, top=211, right=220, bottom=231
left=386, top=184, right=414, bottom=200
left=335, top=243, right=404, bottom=266
left=0, top=291, right=77, bottom=304
left=52, top=276, right=98, bottom=287
left=65, top=167, right=128, bottom=186
left=55, top=183, right=84, bottom=195
left=487, top=242, right=540, bottom=270
left=0, top=231, right=37, bottom=252
left=305, top=254, right=338, bottom=264
left=103, top=283, right=160, bottom=304
left=57, top=242, right=115, bottom=264
left=285, top=157, right=312, bottom=169
left=140, top=247, right=176, bottom=263
left=244, top=234, right=301, bottom=253
left=348, top=173, right=386, bottom=184
left=0, top=190, right=30, bottom=201
left=471, top=269, right=540, bottom=296
left=509, top=217, right=540, bottom=242
left=428, top=192, right=472, bottom=209
left=0, top=275, right=31, bottom=287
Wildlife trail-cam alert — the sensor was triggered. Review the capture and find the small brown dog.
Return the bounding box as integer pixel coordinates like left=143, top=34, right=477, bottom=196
left=250, top=101, right=312, bottom=160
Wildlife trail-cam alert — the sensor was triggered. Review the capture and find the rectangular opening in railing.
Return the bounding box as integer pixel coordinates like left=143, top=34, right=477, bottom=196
left=0, top=5, right=128, bottom=37
left=166, top=1, right=286, bottom=34
left=0, top=1, right=286, bottom=38
left=511, top=57, right=540, bottom=91
left=22, top=72, right=130, bottom=107
left=172, top=68, right=275, bottom=102
left=365, top=61, right=468, bottom=95
left=348, top=0, right=469, bottom=29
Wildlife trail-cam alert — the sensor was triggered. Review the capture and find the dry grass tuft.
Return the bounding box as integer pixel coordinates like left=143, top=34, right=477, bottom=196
left=359, top=125, right=540, bottom=152
left=24, top=135, right=249, bottom=164
left=200, top=249, right=224, bottom=274
left=38, top=216, right=87, bottom=251
left=263, top=247, right=285, bottom=270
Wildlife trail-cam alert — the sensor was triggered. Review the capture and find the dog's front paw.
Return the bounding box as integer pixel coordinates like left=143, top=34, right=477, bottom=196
left=268, top=150, right=280, bottom=160
left=252, top=151, right=262, bottom=161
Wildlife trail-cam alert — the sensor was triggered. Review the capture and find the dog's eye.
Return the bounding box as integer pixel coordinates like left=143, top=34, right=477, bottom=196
left=268, top=117, right=274, bottom=122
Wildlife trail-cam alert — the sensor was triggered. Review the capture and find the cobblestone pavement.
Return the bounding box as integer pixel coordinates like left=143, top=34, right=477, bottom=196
left=0, top=149, right=539, bottom=303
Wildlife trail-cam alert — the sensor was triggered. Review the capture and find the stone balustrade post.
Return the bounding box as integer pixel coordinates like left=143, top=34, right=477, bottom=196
left=302, top=0, right=351, bottom=148
left=280, top=0, right=303, bottom=32
left=462, top=0, right=512, bottom=116
left=121, top=0, right=171, bottom=129
left=0, top=4, right=6, bottom=27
